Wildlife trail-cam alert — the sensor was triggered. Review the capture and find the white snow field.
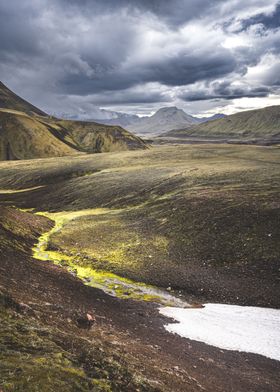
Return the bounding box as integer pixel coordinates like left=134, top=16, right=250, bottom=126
left=160, top=304, right=280, bottom=361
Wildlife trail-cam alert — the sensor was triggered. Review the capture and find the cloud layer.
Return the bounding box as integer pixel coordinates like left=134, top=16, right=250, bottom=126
left=0, top=0, right=279, bottom=116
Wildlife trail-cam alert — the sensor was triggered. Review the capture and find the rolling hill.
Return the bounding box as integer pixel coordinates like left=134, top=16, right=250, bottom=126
left=55, top=118, right=145, bottom=153
left=0, top=82, right=147, bottom=161
left=163, top=105, right=280, bottom=142
left=0, top=109, right=77, bottom=160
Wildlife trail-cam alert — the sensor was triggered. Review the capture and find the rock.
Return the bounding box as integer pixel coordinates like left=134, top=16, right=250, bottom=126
left=76, top=312, right=96, bottom=329
left=18, top=302, right=34, bottom=315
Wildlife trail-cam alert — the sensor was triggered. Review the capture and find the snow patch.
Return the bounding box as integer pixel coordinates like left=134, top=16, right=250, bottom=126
left=160, top=303, right=280, bottom=361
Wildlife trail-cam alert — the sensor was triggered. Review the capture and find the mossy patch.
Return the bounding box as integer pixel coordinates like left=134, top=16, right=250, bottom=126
left=0, top=307, right=92, bottom=392
left=32, top=209, right=186, bottom=307
left=0, top=293, right=159, bottom=392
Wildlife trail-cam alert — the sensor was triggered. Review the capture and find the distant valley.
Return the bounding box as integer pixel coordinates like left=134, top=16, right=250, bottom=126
left=1, top=81, right=280, bottom=162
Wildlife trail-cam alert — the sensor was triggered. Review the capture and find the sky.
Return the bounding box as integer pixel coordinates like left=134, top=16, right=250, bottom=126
left=0, top=0, right=280, bottom=118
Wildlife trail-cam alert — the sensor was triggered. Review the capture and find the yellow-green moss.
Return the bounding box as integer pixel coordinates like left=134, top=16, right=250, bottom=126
left=32, top=209, right=186, bottom=307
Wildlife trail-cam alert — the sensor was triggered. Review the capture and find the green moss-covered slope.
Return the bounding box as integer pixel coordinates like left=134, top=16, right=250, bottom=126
left=0, top=110, right=79, bottom=160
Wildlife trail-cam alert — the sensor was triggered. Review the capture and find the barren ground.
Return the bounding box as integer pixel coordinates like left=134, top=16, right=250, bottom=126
left=0, top=144, right=279, bottom=391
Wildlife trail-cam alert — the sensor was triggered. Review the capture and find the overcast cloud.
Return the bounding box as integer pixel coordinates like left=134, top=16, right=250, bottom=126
left=0, top=0, right=279, bottom=117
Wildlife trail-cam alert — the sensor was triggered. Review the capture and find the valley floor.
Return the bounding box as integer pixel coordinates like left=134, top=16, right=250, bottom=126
left=0, top=144, right=279, bottom=391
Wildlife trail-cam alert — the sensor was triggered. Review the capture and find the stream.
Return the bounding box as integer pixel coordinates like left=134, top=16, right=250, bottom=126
left=32, top=210, right=188, bottom=308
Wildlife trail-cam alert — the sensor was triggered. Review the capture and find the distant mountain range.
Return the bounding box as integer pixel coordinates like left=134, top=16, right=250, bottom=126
left=1, top=81, right=278, bottom=160
left=125, top=107, right=201, bottom=136
left=68, top=106, right=226, bottom=136
left=125, top=108, right=227, bottom=136
left=0, top=82, right=147, bottom=161
left=162, top=106, right=280, bottom=142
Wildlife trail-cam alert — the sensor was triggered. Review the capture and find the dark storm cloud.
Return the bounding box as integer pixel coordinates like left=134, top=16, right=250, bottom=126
left=59, top=46, right=237, bottom=95
left=179, top=82, right=271, bottom=101
left=57, top=0, right=225, bottom=27
left=0, top=0, right=279, bottom=114
left=84, top=89, right=171, bottom=105
left=0, top=2, right=43, bottom=56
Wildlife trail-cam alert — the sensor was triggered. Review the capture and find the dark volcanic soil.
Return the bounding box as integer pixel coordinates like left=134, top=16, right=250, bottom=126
left=0, top=145, right=279, bottom=309
left=0, top=206, right=279, bottom=392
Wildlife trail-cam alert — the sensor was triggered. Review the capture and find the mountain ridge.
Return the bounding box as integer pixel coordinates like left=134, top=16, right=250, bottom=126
left=91, top=106, right=226, bottom=136
left=53, top=105, right=227, bottom=136
left=162, top=105, right=280, bottom=142
left=0, top=82, right=147, bottom=160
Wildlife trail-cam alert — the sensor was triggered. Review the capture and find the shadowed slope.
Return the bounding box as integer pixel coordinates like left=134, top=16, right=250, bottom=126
left=55, top=119, right=148, bottom=153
